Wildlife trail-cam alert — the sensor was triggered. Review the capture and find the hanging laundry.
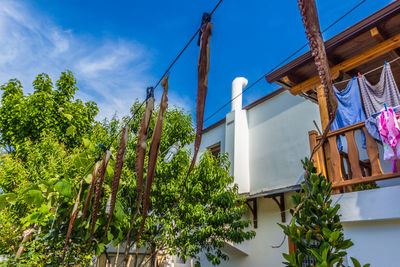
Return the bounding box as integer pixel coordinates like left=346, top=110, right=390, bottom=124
left=377, top=108, right=400, bottom=172
left=365, top=116, right=381, bottom=141
left=359, top=62, right=400, bottom=117
left=331, top=77, right=366, bottom=150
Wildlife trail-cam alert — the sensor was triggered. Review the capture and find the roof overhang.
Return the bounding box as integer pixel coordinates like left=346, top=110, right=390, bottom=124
left=265, top=1, right=400, bottom=97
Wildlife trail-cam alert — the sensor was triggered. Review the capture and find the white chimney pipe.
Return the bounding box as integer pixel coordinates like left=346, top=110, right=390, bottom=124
left=231, top=77, right=248, bottom=111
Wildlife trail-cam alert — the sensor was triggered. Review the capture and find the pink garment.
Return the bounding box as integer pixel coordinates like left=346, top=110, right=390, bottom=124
left=378, top=108, right=400, bottom=172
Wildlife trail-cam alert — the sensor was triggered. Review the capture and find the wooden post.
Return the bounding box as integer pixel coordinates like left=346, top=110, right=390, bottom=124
left=308, top=130, right=326, bottom=177
left=316, top=85, right=330, bottom=130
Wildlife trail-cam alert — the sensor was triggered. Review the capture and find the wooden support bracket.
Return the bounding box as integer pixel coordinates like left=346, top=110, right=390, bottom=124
left=246, top=198, right=257, bottom=228
left=265, top=193, right=286, bottom=223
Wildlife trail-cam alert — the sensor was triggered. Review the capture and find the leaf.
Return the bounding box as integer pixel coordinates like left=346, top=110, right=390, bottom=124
left=330, top=231, right=340, bottom=242
left=308, top=249, right=323, bottom=262
left=0, top=195, right=8, bottom=210
left=282, top=253, right=292, bottom=263
left=322, top=228, right=332, bottom=238
left=96, top=243, right=105, bottom=255
left=66, top=125, right=76, bottom=137
left=54, top=180, right=72, bottom=197
left=82, top=138, right=91, bottom=148
left=24, top=190, right=44, bottom=207
left=63, top=113, right=73, bottom=121
left=84, top=174, right=93, bottom=184
left=306, top=229, right=312, bottom=243
left=350, top=257, right=361, bottom=267
left=107, top=231, right=114, bottom=241
left=114, top=200, right=126, bottom=222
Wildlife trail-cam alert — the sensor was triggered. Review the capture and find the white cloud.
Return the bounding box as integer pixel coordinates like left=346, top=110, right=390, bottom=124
left=0, top=0, right=156, bottom=119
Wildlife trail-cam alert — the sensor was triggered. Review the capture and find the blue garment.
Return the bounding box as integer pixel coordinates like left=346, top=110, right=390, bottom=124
left=331, top=77, right=366, bottom=150
left=365, top=116, right=381, bottom=141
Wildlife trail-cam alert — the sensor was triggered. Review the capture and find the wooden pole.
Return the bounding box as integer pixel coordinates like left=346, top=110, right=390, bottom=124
left=297, top=0, right=337, bottom=129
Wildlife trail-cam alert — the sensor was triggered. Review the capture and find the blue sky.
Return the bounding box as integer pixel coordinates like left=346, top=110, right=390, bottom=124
left=0, top=0, right=391, bottom=126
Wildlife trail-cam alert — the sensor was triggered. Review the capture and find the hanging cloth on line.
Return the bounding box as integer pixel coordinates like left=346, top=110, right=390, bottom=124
left=359, top=62, right=400, bottom=118
left=331, top=77, right=366, bottom=150
left=377, top=108, right=400, bottom=172
left=365, top=116, right=381, bottom=141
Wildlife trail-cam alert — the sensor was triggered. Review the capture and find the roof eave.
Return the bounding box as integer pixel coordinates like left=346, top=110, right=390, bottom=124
left=265, top=0, right=400, bottom=83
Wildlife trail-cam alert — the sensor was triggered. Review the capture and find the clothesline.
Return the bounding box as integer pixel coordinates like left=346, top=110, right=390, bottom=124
left=371, top=103, right=400, bottom=118
left=333, top=56, right=400, bottom=86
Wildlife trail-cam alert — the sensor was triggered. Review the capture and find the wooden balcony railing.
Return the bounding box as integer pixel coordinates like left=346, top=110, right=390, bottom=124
left=308, top=121, right=400, bottom=193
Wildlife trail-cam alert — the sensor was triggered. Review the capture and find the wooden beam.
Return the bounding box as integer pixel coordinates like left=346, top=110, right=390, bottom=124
left=290, top=32, right=400, bottom=95
left=332, top=172, right=400, bottom=189
left=370, top=26, right=400, bottom=61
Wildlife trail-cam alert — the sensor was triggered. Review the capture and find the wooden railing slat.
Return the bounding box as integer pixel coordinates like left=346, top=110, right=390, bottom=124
left=327, top=136, right=344, bottom=185
left=317, top=121, right=365, bottom=140
left=362, top=127, right=383, bottom=176
left=344, top=131, right=363, bottom=179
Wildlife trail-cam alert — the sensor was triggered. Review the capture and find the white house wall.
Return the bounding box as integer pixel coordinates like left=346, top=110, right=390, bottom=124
left=247, top=91, right=320, bottom=194
left=196, top=195, right=294, bottom=267
left=342, top=219, right=400, bottom=267
left=197, top=123, right=226, bottom=157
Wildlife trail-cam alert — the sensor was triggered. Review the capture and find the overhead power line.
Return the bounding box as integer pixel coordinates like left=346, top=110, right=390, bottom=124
left=106, top=0, right=224, bottom=147
left=204, top=0, right=367, bottom=123
left=72, top=0, right=225, bottom=206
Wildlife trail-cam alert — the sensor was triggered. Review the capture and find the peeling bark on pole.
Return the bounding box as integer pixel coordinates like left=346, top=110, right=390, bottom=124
left=297, top=0, right=337, bottom=129
left=87, top=151, right=111, bottom=250
left=105, top=127, right=129, bottom=234
left=189, top=22, right=213, bottom=173
left=136, top=75, right=169, bottom=243
left=133, top=96, right=155, bottom=220
left=63, top=175, right=85, bottom=253
left=123, top=97, right=155, bottom=264
left=81, top=160, right=101, bottom=223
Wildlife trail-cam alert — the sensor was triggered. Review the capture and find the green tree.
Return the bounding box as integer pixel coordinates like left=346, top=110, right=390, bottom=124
left=0, top=71, right=98, bottom=151
left=0, top=100, right=255, bottom=266
left=0, top=134, right=96, bottom=265
left=280, top=159, right=369, bottom=267
left=85, top=102, right=256, bottom=266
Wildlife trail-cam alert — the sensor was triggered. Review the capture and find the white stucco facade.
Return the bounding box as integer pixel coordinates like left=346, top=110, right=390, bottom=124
left=190, top=77, right=400, bottom=267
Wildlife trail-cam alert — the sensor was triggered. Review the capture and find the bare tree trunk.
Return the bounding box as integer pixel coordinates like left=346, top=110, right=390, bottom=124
left=15, top=228, right=35, bottom=259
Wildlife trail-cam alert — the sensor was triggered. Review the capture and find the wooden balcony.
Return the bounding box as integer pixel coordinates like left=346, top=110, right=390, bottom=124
left=308, top=121, right=400, bottom=193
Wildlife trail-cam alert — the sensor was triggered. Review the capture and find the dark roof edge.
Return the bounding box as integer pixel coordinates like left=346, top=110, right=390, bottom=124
left=202, top=118, right=226, bottom=134
left=243, top=87, right=286, bottom=110
left=265, top=1, right=400, bottom=83
left=202, top=88, right=287, bottom=133
left=246, top=184, right=302, bottom=199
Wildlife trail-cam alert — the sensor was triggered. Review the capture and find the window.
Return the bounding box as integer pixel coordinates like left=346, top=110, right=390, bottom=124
left=208, top=142, right=221, bottom=158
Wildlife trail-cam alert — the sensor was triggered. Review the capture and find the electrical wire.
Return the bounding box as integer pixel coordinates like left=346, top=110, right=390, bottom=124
left=74, top=0, right=225, bottom=256
left=105, top=0, right=223, bottom=149
left=204, top=0, right=367, bottom=123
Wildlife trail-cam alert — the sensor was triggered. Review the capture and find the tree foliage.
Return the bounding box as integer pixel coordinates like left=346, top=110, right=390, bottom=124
left=280, top=159, right=369, bottom=267
left=0, top=78, right=255, bottom=266
left=0, top=71, right=98, bottom=151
